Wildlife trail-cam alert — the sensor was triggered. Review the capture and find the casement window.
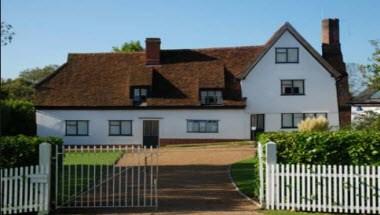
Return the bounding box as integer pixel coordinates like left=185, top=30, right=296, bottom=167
left=200, top=90, right=223, bottom=105
left=187, top=120, right=219, bottom=133
left=132, top=87, right=148, bottom=105
left=281, top=80, right=305, bottom=95
left=66, top=120, right=89, bottom=136
left=281, top=113, right=328, bottom=128
left=109, top=120, right=132, bottom=136
left=275, top=48, right=299, bottom=63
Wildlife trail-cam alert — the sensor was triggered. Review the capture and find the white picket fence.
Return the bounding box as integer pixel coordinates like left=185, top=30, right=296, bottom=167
left=258, top=142, right=380, bottom=214
left=1, top=143, right=51, bottom=215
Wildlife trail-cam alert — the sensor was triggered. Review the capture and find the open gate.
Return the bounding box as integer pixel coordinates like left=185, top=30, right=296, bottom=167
left=53, top=145, right=159, bottom=210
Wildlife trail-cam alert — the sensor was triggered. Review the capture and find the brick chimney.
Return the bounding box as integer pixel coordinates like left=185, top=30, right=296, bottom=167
left=145, top=38, right=161, bottom=65
left=322, top=18, right=351, bottom=127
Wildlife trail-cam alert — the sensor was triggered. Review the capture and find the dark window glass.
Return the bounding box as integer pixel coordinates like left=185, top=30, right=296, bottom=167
left=132, top=87, right=148, bottom=105
left=109, top=120, right=132, bottom=136
left=281, top=113, right=328, bottom=129
left=281, top=80, right=304, bottom=95
left=187, top=120, right=219, bottom=133
left=66, top=120, right=89, bottom=136
left=276, top=48, right=299, bottom=63
left=251, top=114, right=265, bottom=131
left=200, top=90, right=223, bottom=105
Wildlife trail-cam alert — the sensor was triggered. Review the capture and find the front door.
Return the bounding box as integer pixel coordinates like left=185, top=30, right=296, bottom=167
left=251, top=114, right=265, bottom=140
left=143, top=120, right=159, bottom=147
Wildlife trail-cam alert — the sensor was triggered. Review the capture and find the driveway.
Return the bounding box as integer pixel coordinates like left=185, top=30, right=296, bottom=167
left=122, top=142, right=259, bottom=215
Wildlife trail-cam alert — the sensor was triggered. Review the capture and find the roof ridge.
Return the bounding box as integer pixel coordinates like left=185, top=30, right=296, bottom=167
left=162, top=45, right=264, bottom=52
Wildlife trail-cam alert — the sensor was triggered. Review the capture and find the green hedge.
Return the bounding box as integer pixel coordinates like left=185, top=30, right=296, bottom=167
left=258, top=130, right=380, bottom=165
left=0, top=135, right=63, bottom=168
left=0, top=99, right=36, bottom=135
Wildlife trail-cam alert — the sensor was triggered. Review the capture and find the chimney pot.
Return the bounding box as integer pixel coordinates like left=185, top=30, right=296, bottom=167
left=145, top=38, right=161, bottom=65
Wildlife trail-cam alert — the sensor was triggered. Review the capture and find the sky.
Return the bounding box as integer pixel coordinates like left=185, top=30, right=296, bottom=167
left=1, top=0, right=379, bottom=79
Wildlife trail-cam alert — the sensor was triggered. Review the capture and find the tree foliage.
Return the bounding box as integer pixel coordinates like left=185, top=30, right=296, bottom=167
left=0, top=99, right=36, bottom=136
left=360, top=40, right=380, bottom=90
left=112, top=40, right=143, bottom=53
left=1, top=65, right=58, bottom=101
left=1, top=21, right=15, bottom=46
left=352, top=111, right=380, bottom=131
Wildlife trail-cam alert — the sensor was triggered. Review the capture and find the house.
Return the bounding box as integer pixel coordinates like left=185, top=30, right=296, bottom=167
left=35, top=18, right=351, bottom=146
left=350, top=88, right=380, bottom=120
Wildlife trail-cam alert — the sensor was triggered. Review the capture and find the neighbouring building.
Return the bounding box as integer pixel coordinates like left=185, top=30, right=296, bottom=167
left=350, top=88, right=380, bottom=120
left=35, top=19, right=351, bottom=146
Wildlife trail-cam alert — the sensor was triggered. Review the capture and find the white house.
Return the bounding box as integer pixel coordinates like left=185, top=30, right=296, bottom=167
left=35, top=19, right=351, bottom=146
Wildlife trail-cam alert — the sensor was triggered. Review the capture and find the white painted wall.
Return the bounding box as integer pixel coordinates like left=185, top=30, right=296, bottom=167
left=241, top=30, right=340, bottom=131
left=36, top=109, right=250, bottom=145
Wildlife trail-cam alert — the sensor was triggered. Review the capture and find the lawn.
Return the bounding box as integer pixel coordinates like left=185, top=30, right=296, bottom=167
left=64, top=151, right=124, bottom=165
left=56, top=151, right=124, bottom=205
left=230, top=156, right=259, bottom=199
left=231, top=157, right=330, bottom=215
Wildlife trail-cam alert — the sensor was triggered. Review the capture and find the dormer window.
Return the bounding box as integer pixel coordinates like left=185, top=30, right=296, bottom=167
left=200, top=90, right=223, bottom=105
left=276, top=47, right=299, bottom=63
left=132, top=87, right=148, bottom=105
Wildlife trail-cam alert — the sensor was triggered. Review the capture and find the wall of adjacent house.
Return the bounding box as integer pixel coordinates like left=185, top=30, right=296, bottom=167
left=36, top=109, right=250, bottom=145
left=242, top=30, right=340, bottom=131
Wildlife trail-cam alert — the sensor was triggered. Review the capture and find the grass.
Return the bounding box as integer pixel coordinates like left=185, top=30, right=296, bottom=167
left=56, top=151, right=124, bottom=205
left=230, top=156, right=259, bottom=200
left=64, top=151, right=124, bottom=165
left=231, top=157, right=331, bottom=215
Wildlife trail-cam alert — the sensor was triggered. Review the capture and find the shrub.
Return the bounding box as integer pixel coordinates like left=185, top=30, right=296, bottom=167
left=352, top=111, right=380, bottom=131
left=0, top=99, right=36, bottom=135
left=298, top=116, right=329, bottom=132
left=258, top=130, right=380, bottom=165
left=0, top=135, right=63, bottom=168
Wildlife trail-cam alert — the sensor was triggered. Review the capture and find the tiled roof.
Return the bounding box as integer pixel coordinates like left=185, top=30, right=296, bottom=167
left=35, top=46, right=264, bottom=108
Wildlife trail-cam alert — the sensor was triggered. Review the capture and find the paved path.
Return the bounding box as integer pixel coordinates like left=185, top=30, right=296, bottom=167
left=124, top=143, right=260, bottom=215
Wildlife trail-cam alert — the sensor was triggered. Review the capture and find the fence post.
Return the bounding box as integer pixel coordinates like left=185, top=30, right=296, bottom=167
left=257, top=142, right=264, bottom=208
left=265, top=141, right=277, bottom=209
left=39, top=143, right=51, bottom=215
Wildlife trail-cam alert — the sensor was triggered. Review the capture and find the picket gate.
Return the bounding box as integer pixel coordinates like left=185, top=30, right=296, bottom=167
left=258, top=142, right=380, bottom=214
left=0, top=143, right=51, bottom=214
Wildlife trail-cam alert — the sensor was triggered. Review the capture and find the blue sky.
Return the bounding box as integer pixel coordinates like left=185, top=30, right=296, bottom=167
left=1, top=0, right=379, bottom=79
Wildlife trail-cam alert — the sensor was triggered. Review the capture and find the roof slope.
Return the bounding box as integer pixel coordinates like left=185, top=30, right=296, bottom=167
left=35, top=46, right=264, bottom=108
left=351, top=88, right=380, bottom=105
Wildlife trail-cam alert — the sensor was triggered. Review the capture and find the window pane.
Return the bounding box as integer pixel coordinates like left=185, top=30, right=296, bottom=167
left=77, top=121, right=88, bottom=135
left=293, top=80, right=304, bottom=94
left=287, top=48, right=299, bottom=62
left=199, top=121, right=207, bottom=132
left=110, top=121, right=120, bottom=126
left=66, top=124, right=77, bottom=135
left=294, top=113, right=304, bottom=127
left=304, top=113, right=315, bottom=119
left=207, top=121, right=218, bottom=132
left=276, top=52, right=287, bottom=63
left=282, top=80, right=293, bottom=94
left=201, top=91, right=207, bottom=104
left=134, top=88, right=140, bottom=96
left=140, top=89, right=147, bottom=97
left=257, top=115, right=264, bottom=129
left=110, top=125, right=120, bottom=135
left=316, top=113, right=328, bottom=119
left=282, top=114, right=293, bottom=128
left=121, top=121, right=132, bottom=135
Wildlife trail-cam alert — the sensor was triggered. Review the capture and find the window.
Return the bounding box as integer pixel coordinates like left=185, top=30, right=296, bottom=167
left=281, top=80, right=304, bottom=95
left=251, top=114, right=265, bottom=131
left=66, top=120, right=89, bottom=136
left=109, top=120, right=132, bottom=136
left=200, top=90, right=223, bottom=105
left=281, top=113, right=328, bottom=128
left=132, top=87, right=148, bottom=105
left=187, top=120, right=218, bottom=133
left=275, top=48, right=299, bottom=63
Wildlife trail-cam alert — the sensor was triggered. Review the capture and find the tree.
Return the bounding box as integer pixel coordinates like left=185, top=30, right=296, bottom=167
left=0, top=99, right=36, bottom=135
left=1, top=22, right=15, bottom=46
left=361, top=40, right=380, bottom=90
left=112, top=40, right=143, bottom=53
left=0, top=65, right=58, bottom=101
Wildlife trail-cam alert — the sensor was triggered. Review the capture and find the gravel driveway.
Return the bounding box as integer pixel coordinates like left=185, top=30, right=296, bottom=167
left=129, top=142, right=259, bottom=215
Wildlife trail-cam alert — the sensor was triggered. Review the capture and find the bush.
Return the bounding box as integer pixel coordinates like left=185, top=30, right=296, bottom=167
left=0, top=135, right=63, bottom=168
left=352, top=111, right=380, bottom=131
left=0, top=99, right=36, bottom=135
left=298, top=116, right=329, bottom=132
left=258, top=130, right=380, bottom=165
